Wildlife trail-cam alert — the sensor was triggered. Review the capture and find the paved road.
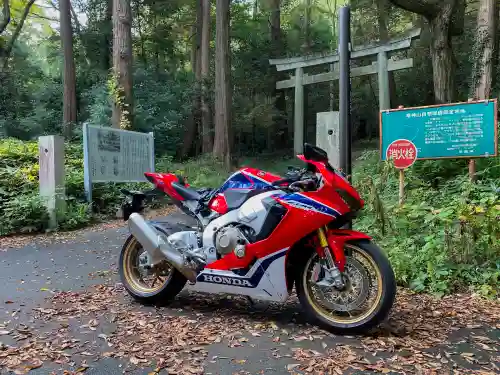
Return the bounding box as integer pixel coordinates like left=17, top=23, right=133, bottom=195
left=0, top=213, right=499, bottom=375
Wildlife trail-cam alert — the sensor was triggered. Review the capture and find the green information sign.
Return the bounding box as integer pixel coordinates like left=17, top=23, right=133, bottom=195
left=380, top=99, right=498, bottom=160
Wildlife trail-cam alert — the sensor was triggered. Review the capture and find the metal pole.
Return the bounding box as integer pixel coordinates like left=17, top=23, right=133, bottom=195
left=338, top=6, right=351, bottom=181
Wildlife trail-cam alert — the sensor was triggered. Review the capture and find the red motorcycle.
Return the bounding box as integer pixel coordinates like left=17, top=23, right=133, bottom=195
left=119, top=143, right=396, bottom=332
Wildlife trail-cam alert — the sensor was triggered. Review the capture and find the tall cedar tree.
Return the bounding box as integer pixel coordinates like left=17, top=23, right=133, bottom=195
left=59, top=0, right=77, bottom=137
left=112, top=0, right=133, bottom=128
left=179, top=0, right=202, bottom=159
left=201, top=0, right=213, bottom=153
left=388, top=0, right=466, bottom=103
left=470, top=0, right=498, bottom=100
left=213, top=0, right=231, bottom=168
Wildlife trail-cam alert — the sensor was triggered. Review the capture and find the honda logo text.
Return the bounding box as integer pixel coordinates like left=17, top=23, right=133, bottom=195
left=200, top=274, right=253, bottom=287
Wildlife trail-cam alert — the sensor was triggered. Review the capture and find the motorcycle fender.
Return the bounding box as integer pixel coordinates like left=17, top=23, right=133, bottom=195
left=326, top=230, right=372, bottom=272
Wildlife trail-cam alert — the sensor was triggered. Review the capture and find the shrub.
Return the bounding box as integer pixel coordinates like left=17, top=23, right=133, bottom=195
left=354, top=151, right=500, bottom=298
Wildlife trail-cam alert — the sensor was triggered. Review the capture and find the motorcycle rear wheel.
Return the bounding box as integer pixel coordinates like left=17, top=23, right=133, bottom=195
left=119, top=235, right=186, bottom=305
left=296, top=240, right=396, bottom=333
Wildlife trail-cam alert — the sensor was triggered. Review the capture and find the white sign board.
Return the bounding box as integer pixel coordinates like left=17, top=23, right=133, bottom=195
left=83, top=124, right=155, bottom=202
left=316, top=111, right=340, bottom=169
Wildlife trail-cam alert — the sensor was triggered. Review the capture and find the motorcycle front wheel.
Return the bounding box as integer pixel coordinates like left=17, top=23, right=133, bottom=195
left=296, top=240, right=396, bottom=333
left=119, top=235, right=186, bottom=305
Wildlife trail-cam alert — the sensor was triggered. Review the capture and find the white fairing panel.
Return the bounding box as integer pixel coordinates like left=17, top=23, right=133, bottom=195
left=185, top=248, right=290, bottom=302
left=236, top=190, right=285, bottom=232
left=202, top=189, right=285, bottom=249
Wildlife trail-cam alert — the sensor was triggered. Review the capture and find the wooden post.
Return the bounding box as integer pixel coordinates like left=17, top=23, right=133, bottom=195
left=294, top=67, right=304, bottom=154
left=468, top=159, right=476, bottom=182
left=397, top=105, right=405, bottom=206
left=39, top=136, right=66, bottom=229
left=398, top=169, right=405, bottom=205
left=377, top=51, right=390, bottom=110
left=467, top=98, right=476, bottom=182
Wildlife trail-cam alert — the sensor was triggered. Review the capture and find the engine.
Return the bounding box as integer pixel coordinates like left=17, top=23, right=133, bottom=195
left=215, top=225, right=251, bottom=258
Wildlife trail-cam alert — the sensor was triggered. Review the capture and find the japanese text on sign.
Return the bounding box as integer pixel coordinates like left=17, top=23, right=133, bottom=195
left=380, top=100, right=497, bottom=160
left=84, top=125, right=154, bottom=183
left=388, top=147, right=415, bottom=160
left=386, top=139, right=417, bottom=169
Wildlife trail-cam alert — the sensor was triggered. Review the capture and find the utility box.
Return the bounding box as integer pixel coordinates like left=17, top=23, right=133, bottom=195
left=316, top=111, right=341, bottom=169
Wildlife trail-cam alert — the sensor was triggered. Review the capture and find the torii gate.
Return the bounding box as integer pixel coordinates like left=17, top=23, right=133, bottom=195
left=269, top=28, right=421, bottom=154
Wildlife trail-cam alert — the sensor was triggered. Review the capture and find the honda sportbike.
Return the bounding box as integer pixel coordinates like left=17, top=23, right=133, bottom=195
left=119, top=143, right=396, bottom=332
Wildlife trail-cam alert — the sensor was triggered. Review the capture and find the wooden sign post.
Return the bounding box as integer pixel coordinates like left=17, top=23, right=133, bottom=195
left=385, top=138, right=418, bottom=205
left=39, top=135, right=66, bottom=229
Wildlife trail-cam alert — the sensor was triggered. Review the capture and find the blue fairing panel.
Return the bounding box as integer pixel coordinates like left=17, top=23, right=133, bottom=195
left=272, top=193, right=341, bottom=218
left=219, top=172, right=271, bottom=193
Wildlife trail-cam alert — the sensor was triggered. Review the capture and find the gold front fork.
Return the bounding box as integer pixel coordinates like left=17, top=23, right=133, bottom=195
left=317, top=226, right=336, bottom=268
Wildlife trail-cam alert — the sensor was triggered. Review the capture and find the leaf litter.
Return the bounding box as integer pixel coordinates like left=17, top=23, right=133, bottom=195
left=0, top=284, right=498, bottom=374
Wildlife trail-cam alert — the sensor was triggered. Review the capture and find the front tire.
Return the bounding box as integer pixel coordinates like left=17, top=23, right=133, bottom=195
left=119, top=235, right=187, bottom=305
left=296, top=240, right=396, bottom=333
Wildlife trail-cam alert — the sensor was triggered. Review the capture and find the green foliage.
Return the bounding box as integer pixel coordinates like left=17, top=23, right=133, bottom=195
left=354, top=151, right=500, bottom=298
left=0, top=194, right=50, bottom=236
left=0, top=138, right=149, bottom=236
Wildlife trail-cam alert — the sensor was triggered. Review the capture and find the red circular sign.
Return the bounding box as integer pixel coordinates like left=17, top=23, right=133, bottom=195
left=386, top=139, right=417, bottom=169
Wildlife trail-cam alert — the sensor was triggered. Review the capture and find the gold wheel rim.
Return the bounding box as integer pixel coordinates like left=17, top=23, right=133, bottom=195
left=303, top=243, right=383, bottom=325
left=122, top=237, right=172, bottom=293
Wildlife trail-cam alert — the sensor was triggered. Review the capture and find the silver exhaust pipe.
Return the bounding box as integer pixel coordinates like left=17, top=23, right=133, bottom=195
left=128, top=213, right=198, bottom=282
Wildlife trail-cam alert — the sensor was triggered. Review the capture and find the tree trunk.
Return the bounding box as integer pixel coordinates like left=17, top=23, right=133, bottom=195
left=376, top=0, right=397, bottom=107
left=1, top=0, right=35, bottom=71
left=0, top=0, right=10, bottom=36
left=428, top=3, right=456, bottom=103
left=470, top=0, right=497, bottom=100
left=213, top=0, right=231, bottom=168
left=201, top=0, right=213, bottom=153
left=389, top=0, right=458, bottom=103
left=112, top=0, right=133, bottom=129
left=59, top=0, right=77, bottom=137
left=180, top=0, right=202, bottom=159
left=102, top=0, right=112, bottom=71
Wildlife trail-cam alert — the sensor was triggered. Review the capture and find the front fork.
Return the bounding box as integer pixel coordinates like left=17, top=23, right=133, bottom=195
left=313, top=227, right=346, bottom=289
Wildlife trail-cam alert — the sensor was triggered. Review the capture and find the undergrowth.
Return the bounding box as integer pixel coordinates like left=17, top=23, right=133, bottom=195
left=1, top=138, right=499, bottom=297
left=354, top=151, right=500, bottom=298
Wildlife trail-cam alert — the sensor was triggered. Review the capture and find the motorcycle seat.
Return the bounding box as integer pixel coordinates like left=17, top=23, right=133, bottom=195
left=171, top=182, right=201, bottom=201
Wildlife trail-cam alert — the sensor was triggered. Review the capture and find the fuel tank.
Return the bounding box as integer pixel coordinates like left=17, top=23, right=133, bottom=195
left=208, top=168, right=282, bottom=215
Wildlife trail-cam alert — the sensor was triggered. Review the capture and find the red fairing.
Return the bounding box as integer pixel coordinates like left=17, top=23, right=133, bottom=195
left=206, top=156, right=366, bottom=272
left=206, top=194, right=333, bottom=270
left=208, top=194, right=228, bottom=214
left=144, top=172, right=185, bottom=201
left=297, top=155, right=364, bottom=209
left=326, top=230, right=371, bottom=271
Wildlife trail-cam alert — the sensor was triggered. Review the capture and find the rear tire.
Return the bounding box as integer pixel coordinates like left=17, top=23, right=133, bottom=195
left=119, top=235, right=186, bottom=305
left=296, top=240, right=396, bottom=333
